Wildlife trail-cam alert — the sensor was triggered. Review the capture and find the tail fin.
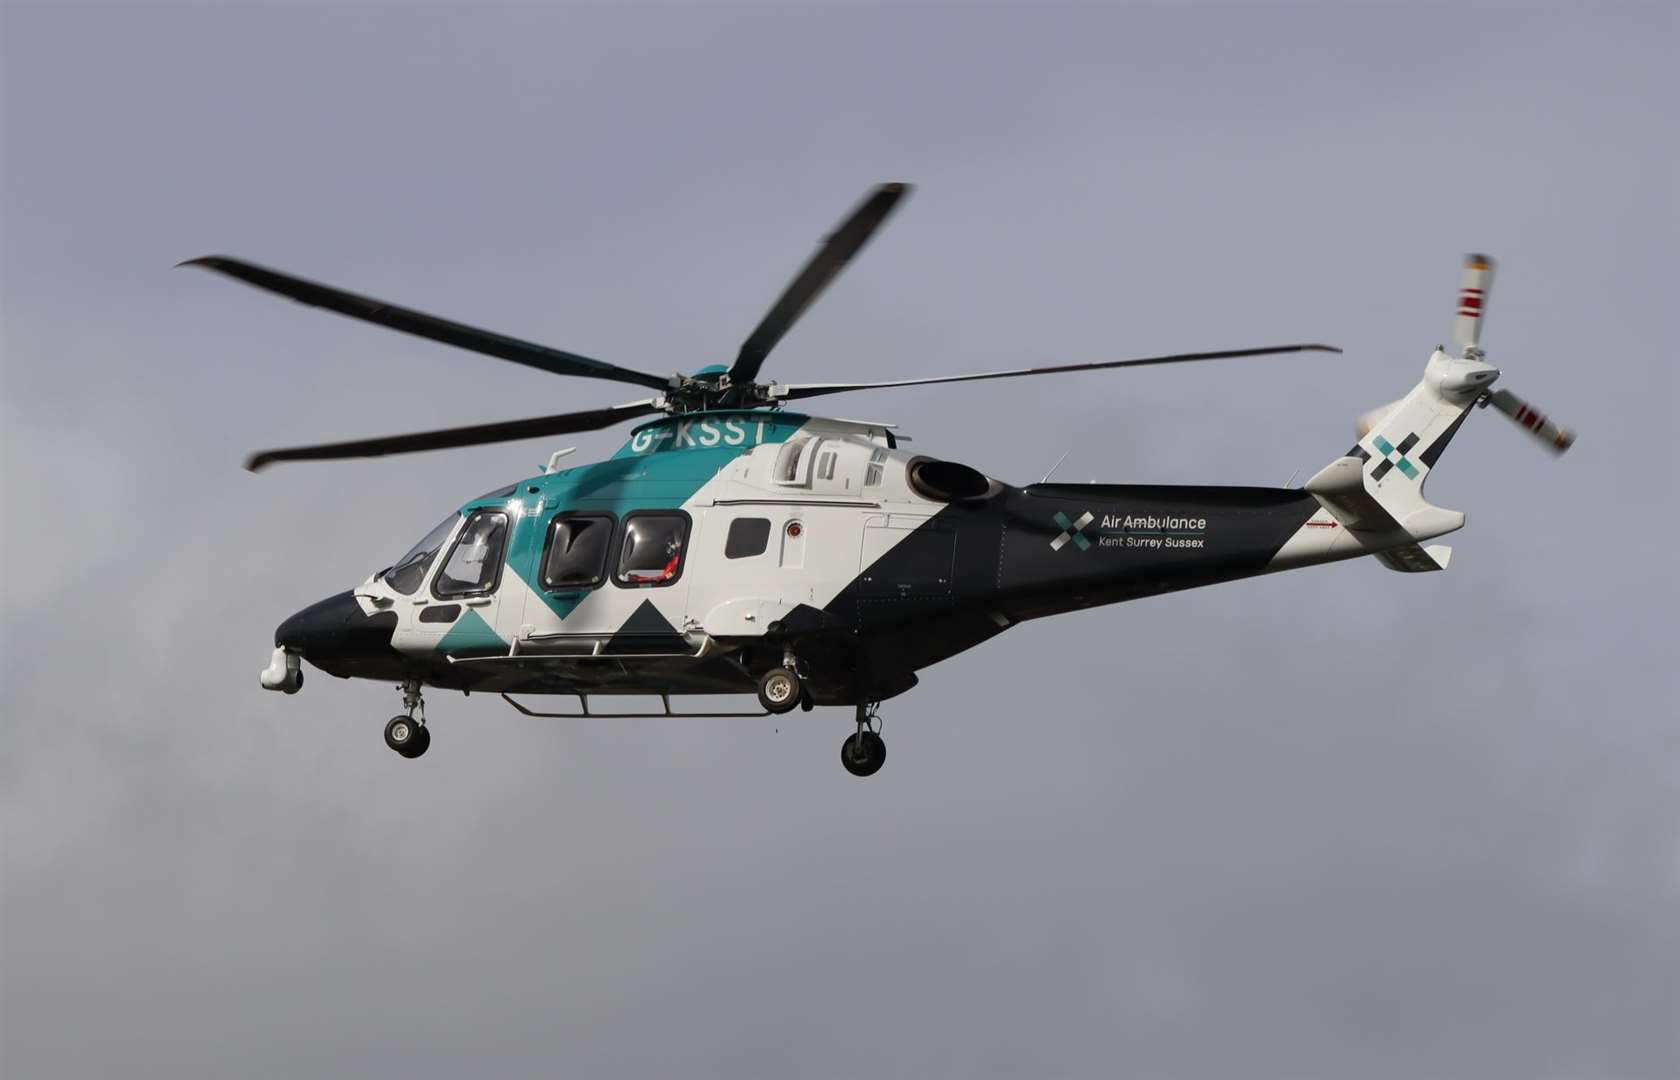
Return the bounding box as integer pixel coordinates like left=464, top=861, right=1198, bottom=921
left=1280, top=254, right=1574, bottom=575
left=1305, top=347, right=1494, bottom=547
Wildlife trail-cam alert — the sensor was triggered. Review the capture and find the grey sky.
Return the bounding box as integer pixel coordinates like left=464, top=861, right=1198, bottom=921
left=2, top=3, right=1675, bottom=1078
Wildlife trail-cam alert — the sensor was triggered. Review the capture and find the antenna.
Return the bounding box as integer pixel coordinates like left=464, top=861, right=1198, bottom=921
left=1040, top=448, right=1072, bottom=484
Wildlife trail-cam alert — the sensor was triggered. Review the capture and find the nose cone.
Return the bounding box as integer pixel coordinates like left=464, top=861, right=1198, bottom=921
left=276, top=590, right=405, bottom=679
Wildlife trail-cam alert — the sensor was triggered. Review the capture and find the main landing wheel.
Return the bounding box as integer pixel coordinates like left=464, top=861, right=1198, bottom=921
left=841, top=731, right=886, bottom=777
left=384, top=715, right=430, bottom=759
left=757, top=666, right=803, bottom=715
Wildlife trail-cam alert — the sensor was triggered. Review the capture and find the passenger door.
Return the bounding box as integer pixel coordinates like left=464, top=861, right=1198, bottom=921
left=516, top=510, right=618, bottom=640
left=684, top=510, right=780, bottom=634
left=603, top=509, right=694, bottom=645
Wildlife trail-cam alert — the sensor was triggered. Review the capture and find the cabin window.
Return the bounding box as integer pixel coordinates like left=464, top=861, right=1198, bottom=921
left=725, top=517, right=771, bottom=559
left=816, top=450, right=837, bottom=481
left=541, top=513, right=615, bottom=590
left=432, top=511, right=509, bottom=599
left=615, top=511, right=690, bottom=587
left=383, top=513, right=460, bottom=596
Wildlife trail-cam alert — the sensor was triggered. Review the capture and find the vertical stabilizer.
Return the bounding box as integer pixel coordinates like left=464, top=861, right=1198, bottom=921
left=1304, top=347, right=1489, bottom=543
left=1271, top=253, right=1575, bottom=576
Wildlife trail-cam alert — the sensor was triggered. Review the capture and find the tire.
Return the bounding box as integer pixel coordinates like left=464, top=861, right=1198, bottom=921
left=757, top=667, right=802, bottom=715
left=384, top=715, right=418, bottom=754
left=840, top=731, right=886, bottom=777
left=401, top=725, right=431, bottom=759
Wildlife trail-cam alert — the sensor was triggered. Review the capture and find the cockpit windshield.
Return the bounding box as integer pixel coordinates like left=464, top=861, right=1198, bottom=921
left=382, top=514, right=459, bottom=595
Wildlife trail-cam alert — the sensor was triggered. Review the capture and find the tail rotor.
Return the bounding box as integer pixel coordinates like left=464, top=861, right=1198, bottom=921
left=1485, top=388, right=1576, bottom=454
left=1453, top=253, right=1495, bottom=356
left=1445, top=253, right=1576, bottom=456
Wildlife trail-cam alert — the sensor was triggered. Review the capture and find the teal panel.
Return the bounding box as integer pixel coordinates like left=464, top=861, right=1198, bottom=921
left=468, top=409, right=805, bottom=622
left=436, top=607, right=506, bottom=656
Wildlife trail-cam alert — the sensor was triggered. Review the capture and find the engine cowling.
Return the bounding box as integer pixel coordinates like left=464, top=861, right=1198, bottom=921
left=908, top=458, right=995, bottom=502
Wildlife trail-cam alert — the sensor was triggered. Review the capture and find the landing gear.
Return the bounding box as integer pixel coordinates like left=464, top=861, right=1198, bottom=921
left=384, top=715, right=429, bottom=758
left=757, top=666, right=803, bottom=715
left=840, top=703, right=886, bottom=777
left=385, top=680, right=430, bottom=759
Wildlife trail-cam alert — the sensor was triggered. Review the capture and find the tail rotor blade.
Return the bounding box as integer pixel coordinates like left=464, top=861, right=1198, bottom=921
left=1453, top=253, right=1495, bottom=352
left=1487, top=388, right=1575, bottom=454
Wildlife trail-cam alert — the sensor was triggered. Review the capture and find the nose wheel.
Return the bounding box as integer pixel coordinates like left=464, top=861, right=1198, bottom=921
left=840, top=703, right=885, bottom=777
left=385, top=680, right=431, bottom=759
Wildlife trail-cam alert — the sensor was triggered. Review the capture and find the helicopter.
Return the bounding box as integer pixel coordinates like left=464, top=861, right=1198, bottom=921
left=183, top=183, right=1574, bottom=776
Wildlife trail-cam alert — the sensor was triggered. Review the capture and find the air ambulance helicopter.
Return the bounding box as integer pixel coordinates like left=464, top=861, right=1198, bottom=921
left=183, top=183, right=1574, bottom=775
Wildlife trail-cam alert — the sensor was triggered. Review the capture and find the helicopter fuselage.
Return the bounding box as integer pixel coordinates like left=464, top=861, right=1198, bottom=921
left=273, top=409, right=1373, bottom=708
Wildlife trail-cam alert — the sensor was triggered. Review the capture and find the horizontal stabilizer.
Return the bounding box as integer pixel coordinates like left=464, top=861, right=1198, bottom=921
left=1376, top=543, right=1452, bottom=573
left=1304, top=455, right=1398, bottom=531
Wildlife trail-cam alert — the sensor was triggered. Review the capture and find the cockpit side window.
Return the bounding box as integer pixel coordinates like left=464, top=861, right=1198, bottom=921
left=432, top=510, right=509, bottom=599
left=383, top=514, right=460, bottom=596
left=541, top=513, right=615, bottom=590
left=615, top=511, right=690, bottom=587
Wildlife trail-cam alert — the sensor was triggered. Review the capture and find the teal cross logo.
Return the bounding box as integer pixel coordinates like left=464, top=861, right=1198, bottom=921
left=1371, top=433, right=1421, bottom=481
left=1051, top=510, right=1094, bottom=551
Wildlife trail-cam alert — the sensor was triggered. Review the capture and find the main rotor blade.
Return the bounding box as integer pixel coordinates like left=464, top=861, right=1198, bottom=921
left=244, top=399, right=662, bottom=471
left=729, top=182, right=911, bottom=386
left=180, top=256, right=674, bottom=392
left=773, top=343, right=1342, bottom=402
